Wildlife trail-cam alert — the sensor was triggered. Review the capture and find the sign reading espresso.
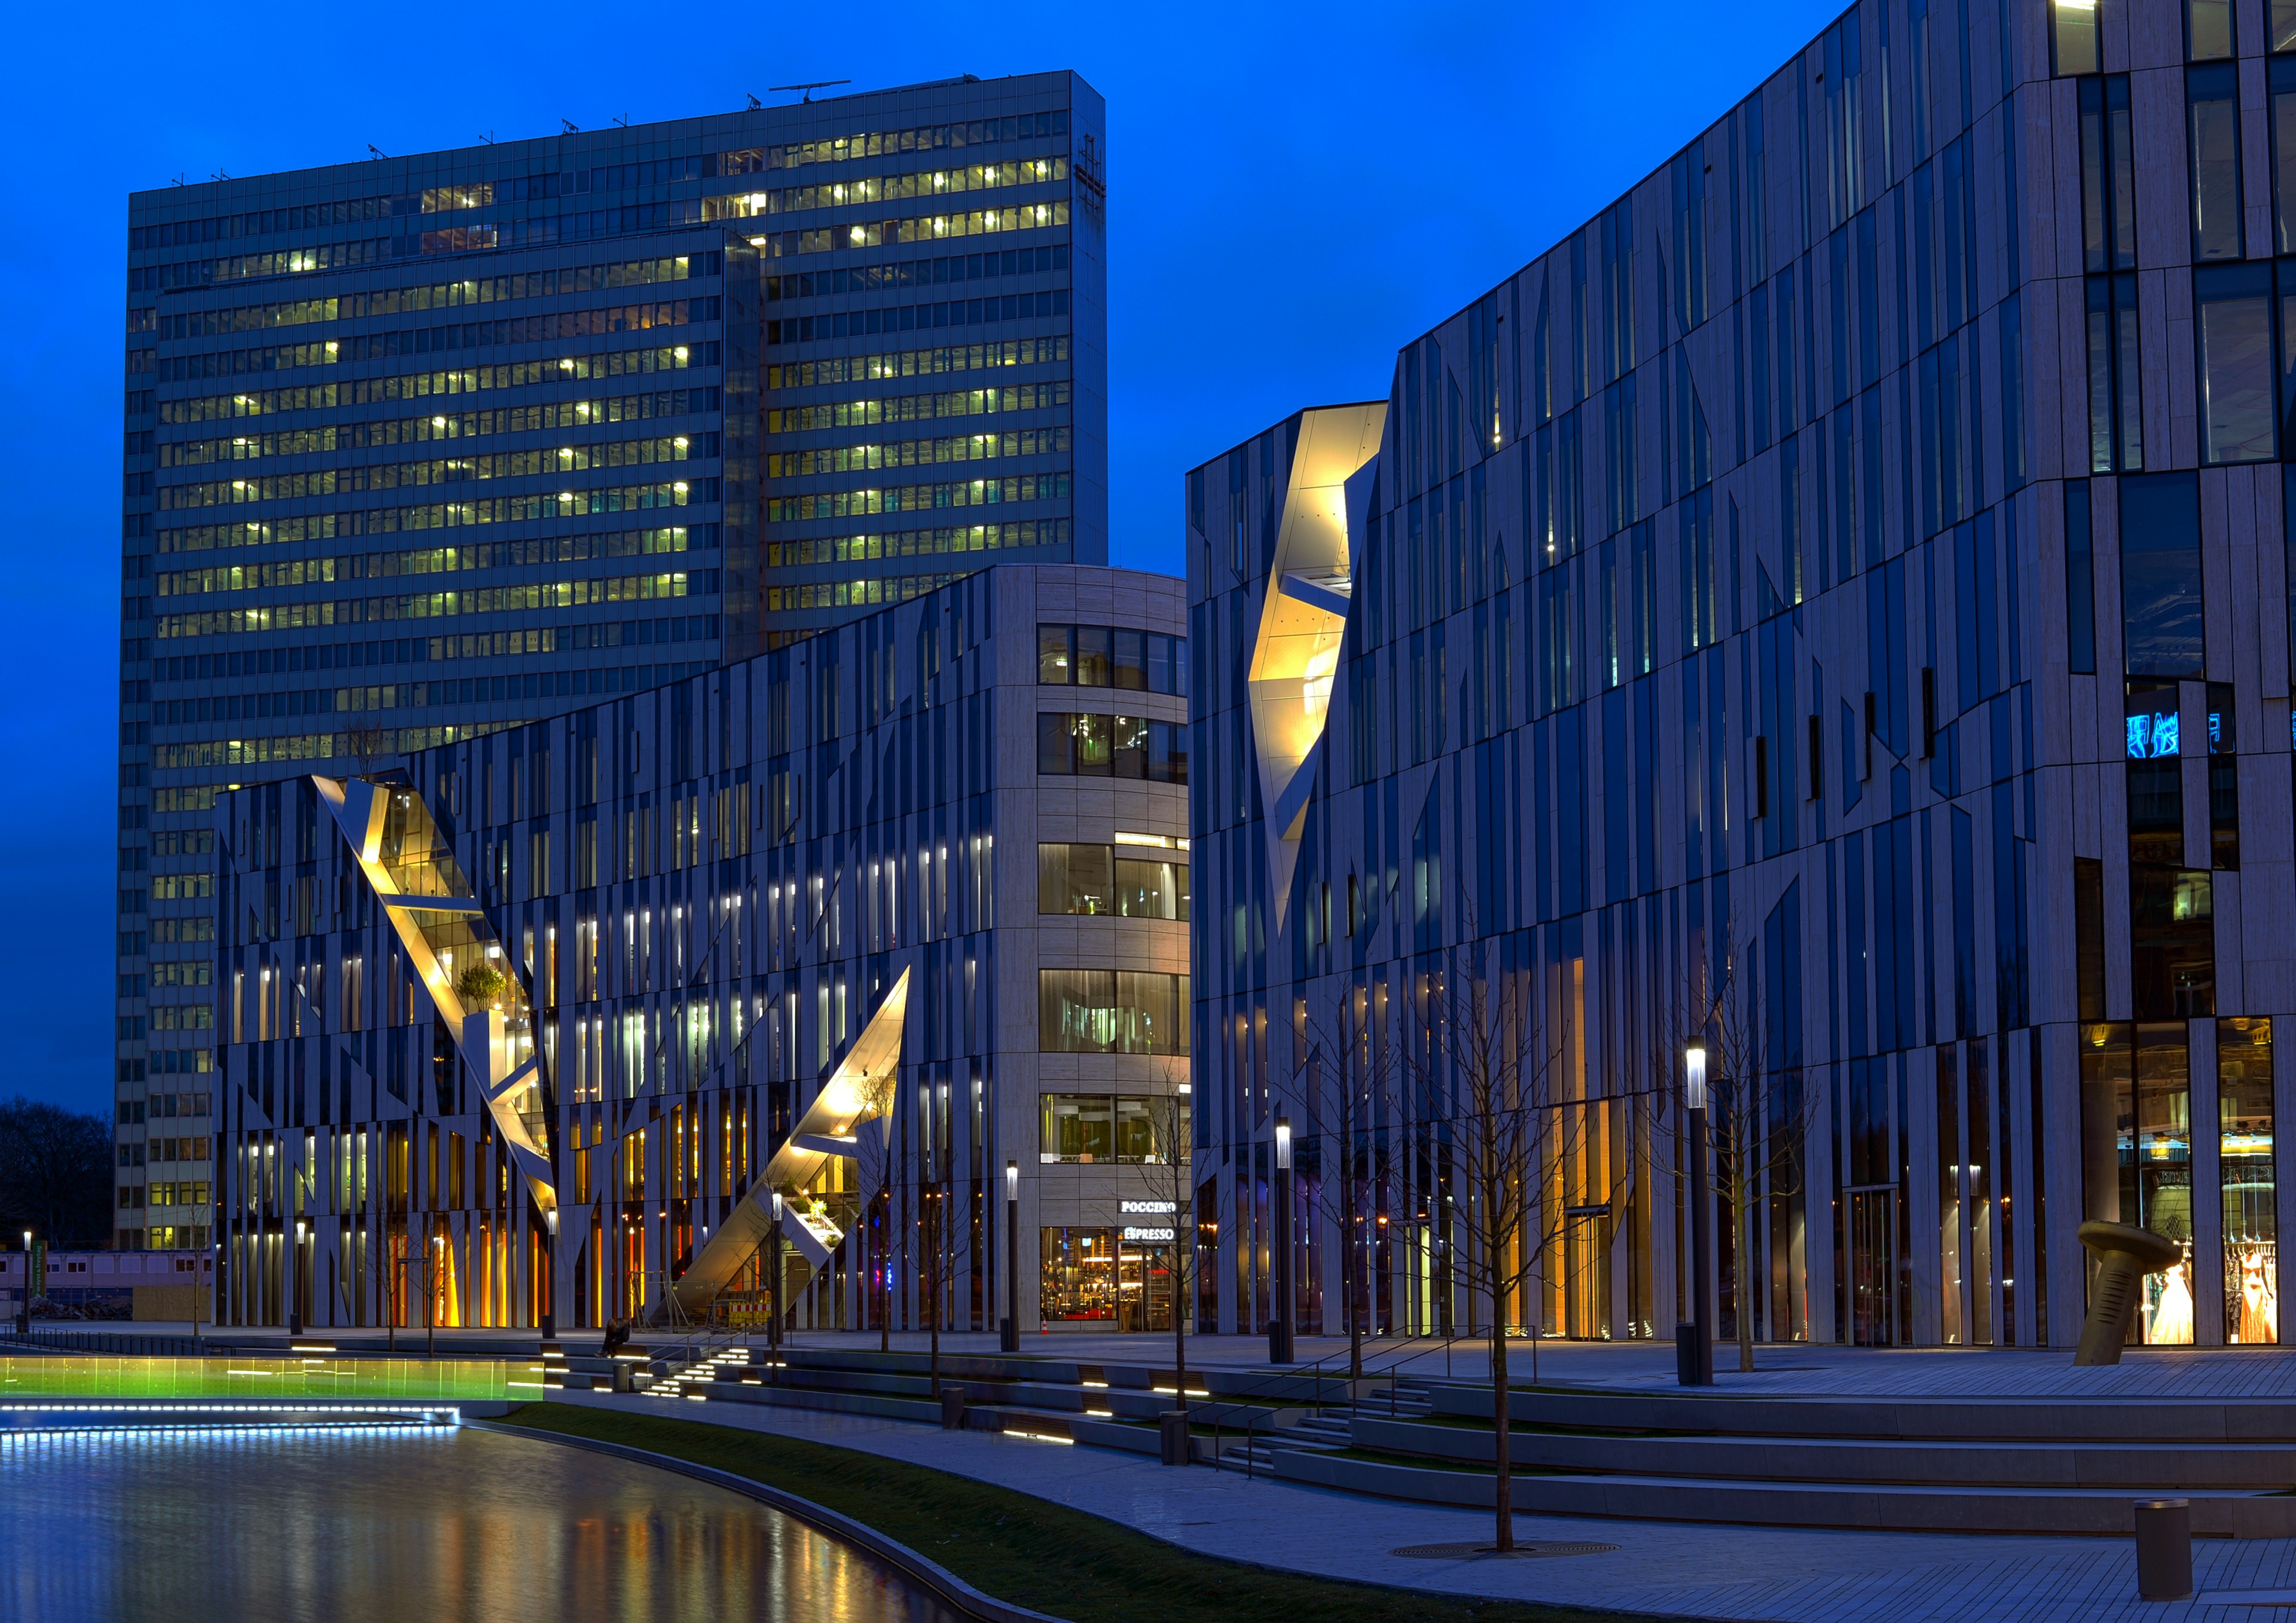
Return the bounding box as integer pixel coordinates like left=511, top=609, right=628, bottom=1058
left=1121, top=1225, right=1177, bottom=1242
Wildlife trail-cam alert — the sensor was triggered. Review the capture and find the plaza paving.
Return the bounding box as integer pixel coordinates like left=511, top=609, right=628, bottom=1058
left=544, top=1335, right=2296, bottom=1621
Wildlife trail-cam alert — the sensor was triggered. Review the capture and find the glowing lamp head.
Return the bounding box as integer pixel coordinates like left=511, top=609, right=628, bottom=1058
left=544, top=1209, right=558, bottom=1237
left=1684, top=1043, right=1709, bottom=1112
left=771, top=1191, right=783, bottom=1221
left=1274, top=1116, right=1293, bottom=1171
left=1005, top=1160, right=1019, bottom=1200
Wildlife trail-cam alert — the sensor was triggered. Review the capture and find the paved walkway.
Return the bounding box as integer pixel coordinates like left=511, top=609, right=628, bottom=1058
left=101, top=1321, right=2296, bottom=1402
left=737, top=1328, right=2296, bottom=1403
left=548, top=1385, right=2296, bottom=1622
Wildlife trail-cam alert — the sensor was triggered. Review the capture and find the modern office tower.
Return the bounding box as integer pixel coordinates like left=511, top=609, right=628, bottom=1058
left=210, top=566, right=1188, bottom=1335
left=1190, top=0, right=2296, bottom=1353
left=118, top=72, right=1107, bottom=1251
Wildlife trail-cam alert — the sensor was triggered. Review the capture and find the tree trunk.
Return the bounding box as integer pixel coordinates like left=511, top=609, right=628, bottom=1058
left=1736, top=1179, right=1755, bottom=1374
left=1174, top=1292, right=1189, bottom=1417
left=1347, top=1208, right=1364, bottom=1382
left=928, top=1231, right=941, bottom=1395
left=1490, top=1292, right=1513, bottom=1552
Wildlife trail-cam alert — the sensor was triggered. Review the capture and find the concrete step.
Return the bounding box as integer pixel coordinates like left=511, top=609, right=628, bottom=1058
left=1266, top=1448, right=2296, bottom=1538
left=1427, top=1382, right=2296, bottom=1445
left=1351, top=1414, right=2296, bottom=1490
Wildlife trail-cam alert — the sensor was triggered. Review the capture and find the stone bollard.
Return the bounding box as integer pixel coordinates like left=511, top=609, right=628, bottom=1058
left=2135, top=1499, right=2193, bottom=1601
left=2074, top=1221, right=2183, bottom=1367
left=941, top=1384, right=967, bottom=1430
left=1159, top=1408, right=1191, bottom=1466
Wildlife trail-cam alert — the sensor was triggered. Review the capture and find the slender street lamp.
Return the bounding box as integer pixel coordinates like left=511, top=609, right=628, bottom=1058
left=540, top=1208, right=558, bottom=1341
left=17, top=1230, right=31, bottom=1335
left=291, top=1217, right=306, bottom=1337
left=1000, top=1160, right=1020, bottom=1353
left=1681, top=1043, right=1715, bottom=1387
left=768, top=1191, right=784, bottom=1381
left=428, top=1232, right=442, bottom=1358
left=1270, top=1117, right=1294, bottom=1365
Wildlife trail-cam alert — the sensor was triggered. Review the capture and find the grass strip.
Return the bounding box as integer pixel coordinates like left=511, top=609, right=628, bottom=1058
left=495, top=1402, right=1664, bottom=1623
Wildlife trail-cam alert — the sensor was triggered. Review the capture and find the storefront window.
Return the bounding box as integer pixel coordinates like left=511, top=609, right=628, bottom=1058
left=1039, top=1226, right=1173, bottom=1331
left=2221, top=1017, right=2277, bottom=1343
left=2081, top=1022, right=2196, bottom=1344
left=2135, top=1025, right=2196, bottom=1343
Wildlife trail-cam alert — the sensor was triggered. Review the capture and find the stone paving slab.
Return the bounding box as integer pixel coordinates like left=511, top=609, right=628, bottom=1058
left=547, top=1387, right=2296, bottom=1622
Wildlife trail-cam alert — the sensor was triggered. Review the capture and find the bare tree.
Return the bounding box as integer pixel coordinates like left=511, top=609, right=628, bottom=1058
left=1298, top=986, right=1403, bottom=1383
left=1122, top=1092, right=1202, bottom=1414
left=1387, top=921, right=1661, bottom=1548
left=915, top=1174, right=948, bottom=1395
left=1644, top=951, right=1824, bottom=1373
left=343, top=724, right=397, bottom=778
left=1401, top=937, right=1590, bottom=1554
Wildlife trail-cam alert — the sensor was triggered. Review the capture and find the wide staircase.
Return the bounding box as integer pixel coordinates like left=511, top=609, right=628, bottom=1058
left=553, top=1339, right=2296, bottom=1536
left=557, top=1338, right=1370, bottom=1454
left=1253, top=1381, right=2296, bottom=1536
left=1234, top=1380, right=1436, bottom=1471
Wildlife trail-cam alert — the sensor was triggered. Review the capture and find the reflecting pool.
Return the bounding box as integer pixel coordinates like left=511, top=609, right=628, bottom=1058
left=0, top=1424, right=963, bottom=1623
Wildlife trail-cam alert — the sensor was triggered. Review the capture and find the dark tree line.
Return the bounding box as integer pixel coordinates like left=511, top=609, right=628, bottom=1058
left=0, top=1098, right=115, bottom=1250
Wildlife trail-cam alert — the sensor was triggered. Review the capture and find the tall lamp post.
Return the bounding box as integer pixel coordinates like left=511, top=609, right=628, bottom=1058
left=17, top=1230, right=31, bottom=1335
left=290, top=1217, right=306, bottom=1337
left=1000, top=1161, right=1020, bottom=1353
left=768, top=1192, right=784, bottom=1380
left=1269, top=1117, right=1294, bottom=1365
left=1680, top=1043, right=1715, bottom=1386
left=540, top=1209, right=557, bottom=1341
left=428, top=1232, right=442, bottom=1358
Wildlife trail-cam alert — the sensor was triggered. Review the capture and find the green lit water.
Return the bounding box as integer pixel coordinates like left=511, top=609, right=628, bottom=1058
left=0, top=1353, right=532, bottom=1401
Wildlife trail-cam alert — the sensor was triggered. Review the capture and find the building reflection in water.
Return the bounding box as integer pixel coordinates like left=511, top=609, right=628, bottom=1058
left=0, top=1426, right=962, bottom=1623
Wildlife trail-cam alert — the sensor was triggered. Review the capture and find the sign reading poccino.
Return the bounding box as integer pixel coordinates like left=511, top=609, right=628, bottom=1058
left=1119, top=1200, right=1177, bottom=1215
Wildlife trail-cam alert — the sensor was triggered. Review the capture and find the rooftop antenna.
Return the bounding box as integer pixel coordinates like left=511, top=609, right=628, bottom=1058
left=367, top=145, right=389, bottom=160
left=746, top=94, right=762, bottom=110
left=562, top=118, right=579, bottom=134
left=480, top=131, right=496, bottom=145
left=210, top=169, right=231, bottom=182
left=170, top=174, right=186, bottom=187
left=768, top=79, right=852, bottom=103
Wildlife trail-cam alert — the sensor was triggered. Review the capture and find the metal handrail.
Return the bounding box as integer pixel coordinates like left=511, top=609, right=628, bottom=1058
left=1204, top=1326, right=1492, bottom=1479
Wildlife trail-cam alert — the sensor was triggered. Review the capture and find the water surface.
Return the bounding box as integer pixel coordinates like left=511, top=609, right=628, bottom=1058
left=0, top=1423, right=963, bottom=1623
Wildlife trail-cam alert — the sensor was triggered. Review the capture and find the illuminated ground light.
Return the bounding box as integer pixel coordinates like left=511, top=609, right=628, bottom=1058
left=0, top=1402, right=460, bottom=1438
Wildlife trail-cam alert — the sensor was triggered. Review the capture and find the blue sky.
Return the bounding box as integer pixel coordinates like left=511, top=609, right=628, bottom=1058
left=0, top=0, right=1841, bottom=1116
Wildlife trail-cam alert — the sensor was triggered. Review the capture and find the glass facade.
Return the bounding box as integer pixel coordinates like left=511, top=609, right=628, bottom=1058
left=210, top=565, right=1181, bottom=1332
left=1190, top=2, right=2296, bottom=1350
left=119, top=74, right=1108, bottom=1248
